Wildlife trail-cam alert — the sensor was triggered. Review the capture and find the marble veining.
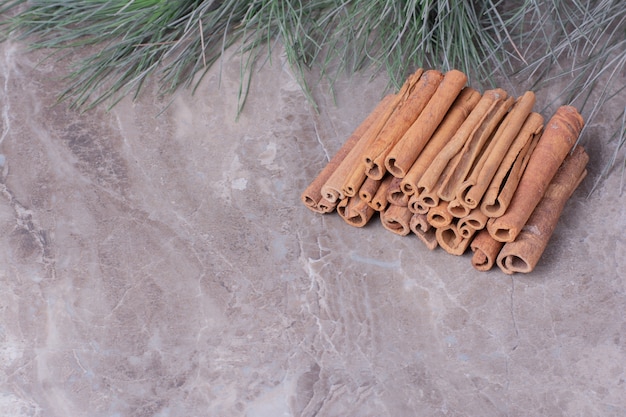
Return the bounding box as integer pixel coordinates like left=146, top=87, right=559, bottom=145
left=0, top=41, right=624, bottom=417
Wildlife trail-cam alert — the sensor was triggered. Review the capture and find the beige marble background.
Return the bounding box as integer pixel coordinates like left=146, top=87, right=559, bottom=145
left=0, top=38, right=624, bottom=417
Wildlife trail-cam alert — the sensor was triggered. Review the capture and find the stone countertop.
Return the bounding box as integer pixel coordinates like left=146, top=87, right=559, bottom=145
left=0, top=41, right=624, bottom=416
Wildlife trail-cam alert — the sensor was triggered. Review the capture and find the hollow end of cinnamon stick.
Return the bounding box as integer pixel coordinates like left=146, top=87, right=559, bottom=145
left=337, top=196, right=375, bottom=227
left=386, top=157, right=404, bottom=178
left=436, top=224, right=474, bottom=256
left=410, top=213, right=438, bottom=249
left=487, top=220, right=517, bottom=243
left=317, top=197, right=337, bottom=214
left=381, top=205, right=413, bottom=236
left=498, top=254, right=532, bottom=275
left=470, top=230, right=504, bottom=271
left=447, top=199, right=470, bottom=218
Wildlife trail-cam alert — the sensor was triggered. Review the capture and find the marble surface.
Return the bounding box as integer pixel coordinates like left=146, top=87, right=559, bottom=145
left=0, top=38, right=624, bottom=417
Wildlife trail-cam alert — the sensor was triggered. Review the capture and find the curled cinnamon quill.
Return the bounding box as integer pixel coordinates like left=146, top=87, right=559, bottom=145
left=488, top=106, right=583, bottom=242
left=497, top=146, right=588, bottom=274
left=410, top=213, right=438, bottom=250
left=364, top=69, right=442, bottom=180
left=337, top=195, right=376, bottom=227
left=470, top=229, right=504, bottom=271
left=381, top=204, right=413, bottom=236
left=386, top=69, right=467, bottom=178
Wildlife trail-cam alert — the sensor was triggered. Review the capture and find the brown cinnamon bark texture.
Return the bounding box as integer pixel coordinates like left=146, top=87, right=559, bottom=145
left=342, top=160, right=368, bottom=197
left=496, top=146, right=588, bottom=274
left=480, top=112, right=544, bottom=218
left=457, top=208, right=489, bottom=239
left=427, top=200, right=454, bottom=229
left=364, top=69, right=443, bottom=180
left=410, top=213, right=438, bottom=250
left=487, top=106, right=583, bottom=242
left=337, top=195, right=376, bottom=227
left=387, top=176, right=409, bottom=206
left=369, top=174, right=394, bottom=211
left=417, top=89, right=509, bottom=203
left=359, top=176, right=383, bottom=206
left=437, top=92, right=514, bottom=201
left=408, top=194, right=427, bottom=214
left=470, top=229, right=504, bottom=271
left=302, top=94, right=395, bottom=211
left=447, top=198, right=470, bottom=218
left=381, top=204, right=413, bottom=236
left=401, top=87, right=481, bottom=196
left=436, top=222, right=476, bottom=256
left=385, top=70, right=467, bottom=178
left=414, top=148, right=463, bottom=212
left=320, top=94, right=398, bottom=203
left=458, top=91, right=536, bottom=210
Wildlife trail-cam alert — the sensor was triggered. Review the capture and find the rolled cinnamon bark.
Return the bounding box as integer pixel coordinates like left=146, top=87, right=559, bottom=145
left=497, top=145, right=588, bottom=274
left=401, top=87, right=481, bottom=196
left=317, top=197, right=337, bottom=214
left=427, top=200, right=454, bottom=229
left=447, top=198, right=470, bottom=218
left=414, top=148, right=463, bottom=212
left=410, top=213, right=438, bottom=250
left=342, top=160, right=368, bottom=197
left=416, top=89, right=510, bottom=203
left=437, top=93, right=514, bottom=201
left=458, top=91, right=536, bottom=210
left=457, top=208, right=489, bottom=239
left=487, top=106, right=583, bottom=242
left=387, top=176, right=409, bottom=206
left=337, top=195, right=376, bottom=227
left=408, top=193, right=427, bottom=214
left=364, top=69, right=443, bottom=180
left=369, top=174, right=394, bottom=211
left=359, top=176, right=383, bottom=206
left=470, top=229, right=504, bottom=271
left=480, top=112, right=544, bottom=218
left=436, top=222, right=476, bottom=256
left=385, top=69, right=468, bottom=178
left=302, top=94, right=396, bottom=211
left=381, top=204, right=413, bottom=236
left=320, top=94, right=398, bottom=203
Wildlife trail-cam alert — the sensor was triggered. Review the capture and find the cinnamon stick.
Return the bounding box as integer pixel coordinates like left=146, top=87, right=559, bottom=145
left=447, top=198, right=470, bottom=219
left=337, top=195, right=376, bottom=227
left=487, top=106, right=583, bottom=242
left=437, top=93, right=514, bottom=201
left=342, top=160, right=368, bottom=197
left=320, top=94, right=398, bottom=203
left=414, top=148, right=463, bottom=212
left=470, top=229, right=504, bottom=271
left=401, top=87, right=481, bottom=196
left=410, top=213, right=438, bottom=250
left=416, top=89, right=510, bottom=203
left=381, top=204, right=413, bottom=236
left=317, top=197, right=337, bottom=214
left=427, top=200, right=454, bottom=229
left=497, top=145, right=588, bottom=274
left=408, top=194, right=427, bottom=215
left=457, top=91, right=536, bottom=210
left=480, top=112, right=544, bottom=218
left=387, top=176, right=409, bottom=206
left=359, top=176, right=383, bottom=206
left=302, top=95, right=394, bottom=211
left=385, top=69, right=468, bottom=178
left=364, top=69, right=443, bottom=180
left=369, top=174, right=394, bottom=211
left=457, top=208, right=489, bottom=239
left=436, top=222, right=476, bottom=256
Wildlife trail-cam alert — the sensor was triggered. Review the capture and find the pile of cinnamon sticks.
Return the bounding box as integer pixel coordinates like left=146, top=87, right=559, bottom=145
left=301, top=68, right=588, bottom=274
